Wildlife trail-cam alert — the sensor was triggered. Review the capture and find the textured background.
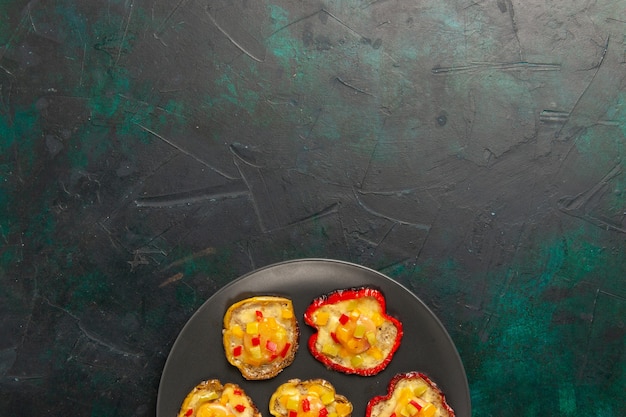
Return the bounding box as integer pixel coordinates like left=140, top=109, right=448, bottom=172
left=1, top=0, right=625, bottom=416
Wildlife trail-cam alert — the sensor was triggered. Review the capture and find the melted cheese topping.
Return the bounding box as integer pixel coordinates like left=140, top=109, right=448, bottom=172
left=310, top=297, right=398, bottom=370
left=369, top=378, right=449, bottom=417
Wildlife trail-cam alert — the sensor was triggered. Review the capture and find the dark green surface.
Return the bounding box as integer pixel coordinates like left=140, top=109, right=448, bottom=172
left=1, top=0, right=625, bottom=416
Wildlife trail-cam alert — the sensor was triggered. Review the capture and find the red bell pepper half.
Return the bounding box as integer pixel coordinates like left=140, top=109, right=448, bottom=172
left=304, top=287, right=403, bottom=376
left=365, top=372, right=455, bottom=417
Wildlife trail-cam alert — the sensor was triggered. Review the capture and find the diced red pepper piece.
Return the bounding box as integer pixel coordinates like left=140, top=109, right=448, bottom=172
left=409, top=400, right=422, bottom=411
left=233, top=389, right=243, bottom=396
left=289, top=411, right=298, bottom=417
left=185, top=408, right=193, bottom=417
left=389, top=413, right=396, bottom=417
left=280, top=342, right=292, bottom=358
left=251, top=336, right=261, bottom=346
left=330, top=332, right=340, bottom=344
left=233, top=345, right=243, bottom=356
left=338, top=314, right=350, bottom=325
left=319, top=408, right=329, bottom=417
left=235, top=404, right=246, bottom=413
left=266, top=340, right=278, bottom=352
left=256, top=310, right=263, bottom=320
left=302, top=398, right=311, bottom=412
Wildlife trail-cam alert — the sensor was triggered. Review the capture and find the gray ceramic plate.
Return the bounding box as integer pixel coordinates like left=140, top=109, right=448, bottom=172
left=157, top=259, right=471, bottom=417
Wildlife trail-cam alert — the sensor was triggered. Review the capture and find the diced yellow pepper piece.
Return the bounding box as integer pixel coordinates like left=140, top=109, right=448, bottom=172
left=418, top=404, right=436, bottom=417
left=368, top=346, right=384, bottom=360
left=308, top=384, right=325, bottom=396
left=231, top=324, right=244, bottom=339
left=335, top=326, right=351, bottom=343
left=249, top=345, right=262, bottom=359
left=307, top=387, right=320, bottom=398
left=413, top=382, right=428, bottom=397
left=335, top=403, right=352, bottom=417
left=353, top=323, right=366, bottom=339
left=320, top=392, right=335, bottom=406
left=281, top=308, right=293, bottom=319
left=350, top=309, right=361, bottom=319
left=372, top=312, right=384, bottom=327
left=198, top=391, right=220, bottom=402
left=402, top=403, right=417, bottom=417
left=350, top=354, right=363, bottom=368
left=286, top=396, right=300, bottom=411
left=366, top=331, right=377, bottom=345
left=246, top=321, right=259, bottom=334
left=322, top=343, right=340, bottom=357
left=315, top=311, right=330, bottom=326
left=397, top=388, right=412, bottom=405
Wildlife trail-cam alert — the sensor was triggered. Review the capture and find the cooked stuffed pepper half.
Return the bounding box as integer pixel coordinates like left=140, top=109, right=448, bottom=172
left=178, top=380, right=261, bottom=417
left=223, top=296, right=299, bottom=380
left=366, top=372, right=455, bottom=417
left=304, top=287, right=403, bottom=376
left=269, top=378, right=353, bottom=417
